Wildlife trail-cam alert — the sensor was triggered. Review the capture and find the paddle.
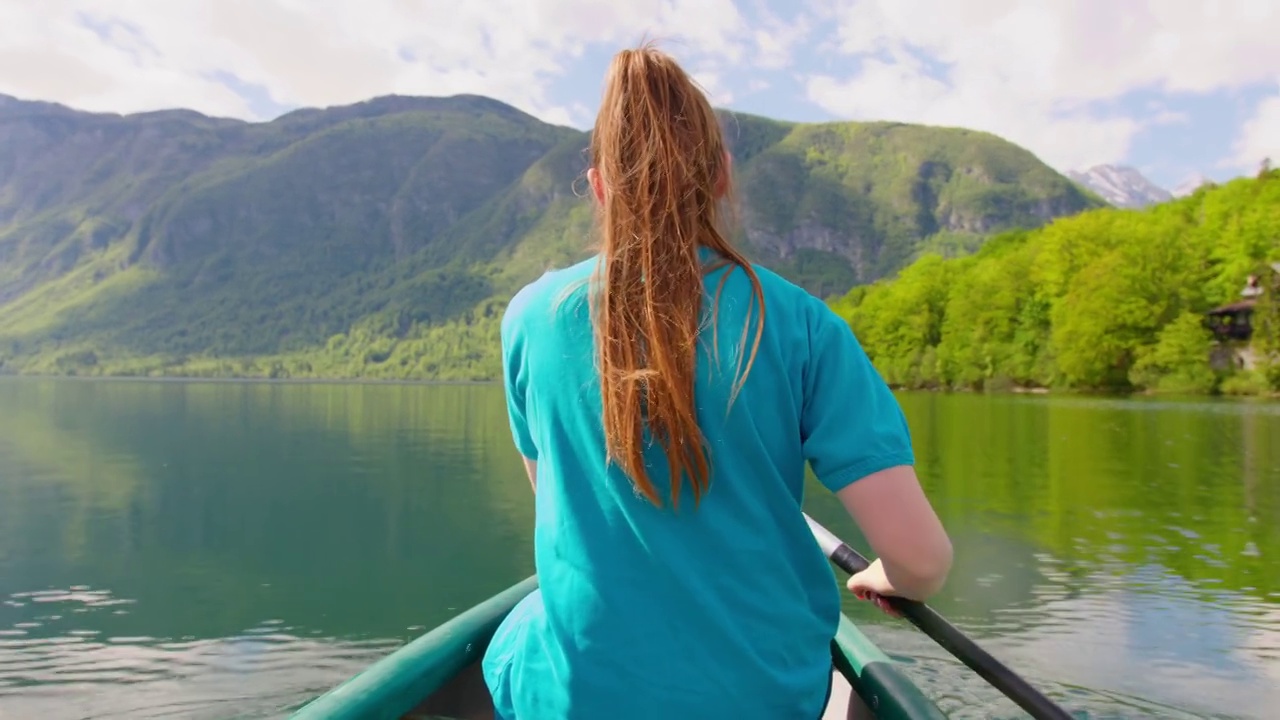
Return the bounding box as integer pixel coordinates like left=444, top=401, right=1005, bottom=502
left=804, top=513, right=1075, bottom=720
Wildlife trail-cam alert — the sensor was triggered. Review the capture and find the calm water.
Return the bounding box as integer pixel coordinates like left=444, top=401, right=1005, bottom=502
left=0, top=379, right=1276, bottom=720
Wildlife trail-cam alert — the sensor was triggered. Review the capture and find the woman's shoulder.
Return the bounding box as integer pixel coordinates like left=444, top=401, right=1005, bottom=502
left=502, top=257, right=597, bottom=336
left=735, top=263, right=844, bottom=334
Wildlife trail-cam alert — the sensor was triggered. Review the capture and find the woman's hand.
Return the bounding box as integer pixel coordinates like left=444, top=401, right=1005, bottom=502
left=847, top=558, right=903, bottom=617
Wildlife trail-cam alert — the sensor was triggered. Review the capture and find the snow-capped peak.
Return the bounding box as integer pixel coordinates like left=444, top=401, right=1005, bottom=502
left=1066, top=164, right=1173, bottom=209
left=1171, top=173, right=1211, bottom=198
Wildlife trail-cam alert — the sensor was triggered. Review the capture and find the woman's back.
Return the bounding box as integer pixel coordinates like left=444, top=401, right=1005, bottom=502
left=486, top=253, right=916, bottom=719
left=481, top=42, right=949, bottom=720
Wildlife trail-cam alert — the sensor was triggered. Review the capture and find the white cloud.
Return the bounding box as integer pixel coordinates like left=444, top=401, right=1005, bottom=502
left=691, top=69, right=734, bottom=106
left=0, top=0, right=770, bottom=125
left=750, top=2, right=812, bottom=71
left=806, top=0, right=1280, bottom=171
left=1151, top=111, right=1190, bottom=126
left=0, top=0, right=255, bottom=118
left=7, top=0, right=1270, bottom=179
left=1230, top=82, right=1280, bottom=170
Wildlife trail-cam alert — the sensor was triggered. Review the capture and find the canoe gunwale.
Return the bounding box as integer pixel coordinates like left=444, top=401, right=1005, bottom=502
left=831, top=614, right=948, bottom=720
left=290, top=576, right=948, bottom=720
left=290, top=575, right=538, bottom=720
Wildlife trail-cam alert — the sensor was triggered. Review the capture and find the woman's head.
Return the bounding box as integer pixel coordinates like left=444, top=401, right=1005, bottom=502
left=587, top=46, right=732, bottom=223
left=587, top=43, right=764, bottom=509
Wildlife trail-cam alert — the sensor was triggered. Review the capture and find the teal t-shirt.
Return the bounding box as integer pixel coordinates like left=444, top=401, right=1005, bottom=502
left=482, top=252, right=914, bottom=720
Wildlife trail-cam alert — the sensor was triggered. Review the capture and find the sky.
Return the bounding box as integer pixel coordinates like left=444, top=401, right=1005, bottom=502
left=1, top=0, right=1277, bottom=191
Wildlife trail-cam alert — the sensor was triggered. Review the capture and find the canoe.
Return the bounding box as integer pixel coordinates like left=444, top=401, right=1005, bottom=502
left=290, top=575, right=947, bottom=720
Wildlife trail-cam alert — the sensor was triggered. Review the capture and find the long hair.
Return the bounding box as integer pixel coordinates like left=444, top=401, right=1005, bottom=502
left=589, top=43, right=766, bottom=509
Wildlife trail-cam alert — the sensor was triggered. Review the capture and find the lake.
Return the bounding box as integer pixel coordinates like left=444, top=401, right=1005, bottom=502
left=0, top=378, right=1276, bottom=719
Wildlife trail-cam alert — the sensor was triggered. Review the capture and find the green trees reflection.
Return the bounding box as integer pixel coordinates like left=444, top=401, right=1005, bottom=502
left=1, top=382, right=1275, bottom=649
left=903, top=394, right=1279, bottom=601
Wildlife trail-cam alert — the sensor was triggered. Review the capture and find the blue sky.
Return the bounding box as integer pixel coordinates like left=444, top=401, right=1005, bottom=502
left=2, top=0, right=1277, bottom=191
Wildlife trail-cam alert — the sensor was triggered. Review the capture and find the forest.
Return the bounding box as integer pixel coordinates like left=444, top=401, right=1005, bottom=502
left=829, top=169, right=1280, bottom=396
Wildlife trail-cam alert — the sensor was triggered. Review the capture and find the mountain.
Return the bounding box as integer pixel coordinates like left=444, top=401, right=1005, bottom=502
left=1066, top=165, right=1173, bottom=209
left=0, top=93, right=1101, bottom=379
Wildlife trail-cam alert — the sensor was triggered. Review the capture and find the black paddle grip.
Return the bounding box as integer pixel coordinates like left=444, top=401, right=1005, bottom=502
left=816, top=523, right=1076, bottom=720
left=829, top=544, right=870, bottom=576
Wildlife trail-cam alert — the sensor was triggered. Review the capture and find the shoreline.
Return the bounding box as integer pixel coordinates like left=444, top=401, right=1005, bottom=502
left=3, top=372, right=1276, bottom=400
left=0, top=373, right=498, bottom=388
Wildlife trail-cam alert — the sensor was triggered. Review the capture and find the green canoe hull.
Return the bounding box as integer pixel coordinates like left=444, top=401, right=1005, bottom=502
left=290, top=576, right=946, bottom=720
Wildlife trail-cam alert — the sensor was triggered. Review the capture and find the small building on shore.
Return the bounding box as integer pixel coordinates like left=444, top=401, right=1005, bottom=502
left=1205, top=298, right=1256, bottom=342
left=1206, top=264, right=1279, bottom=370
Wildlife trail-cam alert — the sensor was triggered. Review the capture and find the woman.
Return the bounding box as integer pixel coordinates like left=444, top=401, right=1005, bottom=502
left=481, top=44, right=953, bottom=720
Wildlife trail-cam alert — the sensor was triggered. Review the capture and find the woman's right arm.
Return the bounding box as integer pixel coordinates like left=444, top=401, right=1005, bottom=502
left=835, top=465, right=952, bottom=600
left=800, top=300, right=953, bottom=603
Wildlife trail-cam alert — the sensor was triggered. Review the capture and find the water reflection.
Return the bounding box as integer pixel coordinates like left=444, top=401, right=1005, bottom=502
left=0, top=380, right=1276, bottom=719
left=806, top=393, right=1279, bottom=719
left=1, top=599, right=398, bottom=719
left=0, top=379, right=534, bottom=718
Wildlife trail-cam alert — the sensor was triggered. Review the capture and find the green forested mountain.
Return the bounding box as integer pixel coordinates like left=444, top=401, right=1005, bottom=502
left=0, top=92, right=1099, bottom=380
left=831, top=170, right=1280, bottom=396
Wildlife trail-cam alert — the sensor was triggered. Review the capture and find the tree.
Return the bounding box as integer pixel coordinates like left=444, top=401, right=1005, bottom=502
left=1129, top=311, right=1217, bottom=394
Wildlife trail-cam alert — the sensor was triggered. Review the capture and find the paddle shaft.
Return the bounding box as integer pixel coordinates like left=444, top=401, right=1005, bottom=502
left=804, top=514, right=1074, bottom=720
